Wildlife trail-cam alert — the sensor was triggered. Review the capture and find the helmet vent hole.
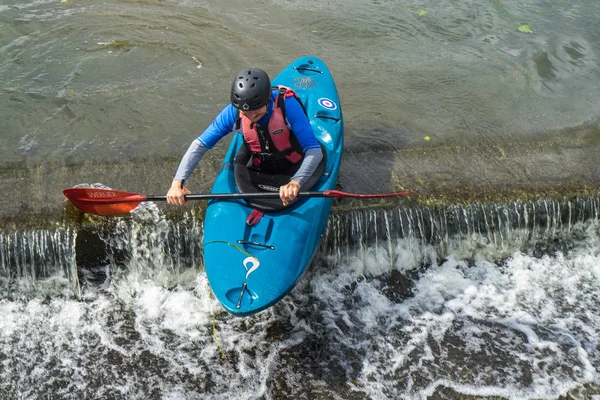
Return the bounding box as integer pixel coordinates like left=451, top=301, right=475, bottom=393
left=238, top=83, right=243, bottom=88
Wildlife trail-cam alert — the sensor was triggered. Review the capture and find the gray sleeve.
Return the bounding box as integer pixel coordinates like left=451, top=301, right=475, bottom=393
left=291, top=147, right=324, bottom=186
left=173, top=139, right=210, bottom=182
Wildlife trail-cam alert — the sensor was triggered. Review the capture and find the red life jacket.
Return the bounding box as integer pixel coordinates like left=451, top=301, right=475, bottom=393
left=235, top=86, right=304, bottom=170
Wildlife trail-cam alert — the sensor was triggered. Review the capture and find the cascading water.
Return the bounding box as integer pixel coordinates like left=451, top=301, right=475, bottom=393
left=0, top=228, right=78, bottom=300
left=0, top=197, right=599, bottom=399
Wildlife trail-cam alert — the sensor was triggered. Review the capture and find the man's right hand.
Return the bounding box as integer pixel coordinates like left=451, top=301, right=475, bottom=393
left=167, top=181, right=191, bottom=205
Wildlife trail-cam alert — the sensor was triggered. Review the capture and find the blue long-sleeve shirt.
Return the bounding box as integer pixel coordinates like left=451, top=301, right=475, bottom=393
left=174, top=90, right=323, bottom=185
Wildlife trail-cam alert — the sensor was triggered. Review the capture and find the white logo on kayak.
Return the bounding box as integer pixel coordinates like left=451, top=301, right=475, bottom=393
left=243, top=256, right=260, bottom=279
left=258, top=184, right=280, bottom=192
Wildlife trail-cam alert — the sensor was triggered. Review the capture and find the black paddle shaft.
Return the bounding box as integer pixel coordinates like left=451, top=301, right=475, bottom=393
left=144, top=191, right=328, bottom=201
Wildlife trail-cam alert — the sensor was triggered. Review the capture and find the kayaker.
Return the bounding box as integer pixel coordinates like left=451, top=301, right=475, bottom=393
left=166, top=67, right=323, bottom=207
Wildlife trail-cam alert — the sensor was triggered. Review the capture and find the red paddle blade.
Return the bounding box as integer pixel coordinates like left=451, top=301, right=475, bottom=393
left=323, top=190, right=415, bottom=199
left=63, top=188, right=146, bottom=216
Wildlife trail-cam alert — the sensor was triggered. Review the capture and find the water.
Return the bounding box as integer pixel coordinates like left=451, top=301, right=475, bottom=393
left=1, top=0, right=600, bottom=398
left=0, top=0, right=598, bottom=215
left=1, top=198, right=599, bottom=399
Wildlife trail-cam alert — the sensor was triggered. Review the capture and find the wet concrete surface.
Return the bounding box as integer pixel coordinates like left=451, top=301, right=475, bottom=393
left=1, top=121, right=598, bottom=229
left=340, top=121, right=600, bottom=204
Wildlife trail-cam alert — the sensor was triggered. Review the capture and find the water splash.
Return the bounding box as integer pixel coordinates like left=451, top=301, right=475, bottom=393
left=0, top=196, right=599, bottom=398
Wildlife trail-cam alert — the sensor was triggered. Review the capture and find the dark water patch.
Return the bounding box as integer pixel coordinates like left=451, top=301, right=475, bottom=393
left=564, top=41, right=586, bottom=62
left=534, top=51, right=557, bottom=80
left=75, top=226, right=119, bottom=289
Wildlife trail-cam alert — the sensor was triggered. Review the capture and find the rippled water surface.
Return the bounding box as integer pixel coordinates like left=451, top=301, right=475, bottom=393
left=2, top=0, right=599, bottom=170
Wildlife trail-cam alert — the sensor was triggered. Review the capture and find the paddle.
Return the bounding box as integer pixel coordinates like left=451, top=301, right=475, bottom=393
left=63, top=187, right=415, bottom=216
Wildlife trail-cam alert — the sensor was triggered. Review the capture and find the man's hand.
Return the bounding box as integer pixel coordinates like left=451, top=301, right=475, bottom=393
left=167, top=181, right=191, bottom=205
left=280, top=179, right=301, bottom=207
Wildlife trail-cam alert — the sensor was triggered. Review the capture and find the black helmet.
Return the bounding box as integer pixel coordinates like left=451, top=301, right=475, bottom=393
left=230, top=68, right=271, bottom=111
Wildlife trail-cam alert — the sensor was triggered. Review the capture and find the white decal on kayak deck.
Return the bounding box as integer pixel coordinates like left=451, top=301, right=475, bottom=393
left=293, top=76, right=316, bottom=88
left=243, top=256, right=260, bottom=279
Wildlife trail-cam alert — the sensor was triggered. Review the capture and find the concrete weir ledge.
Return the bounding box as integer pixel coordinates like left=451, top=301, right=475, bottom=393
left=1, top=123, right=599, bottom=230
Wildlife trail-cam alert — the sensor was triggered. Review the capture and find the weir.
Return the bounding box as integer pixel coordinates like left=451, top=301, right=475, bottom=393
left=1, top=196, right=598, bottom=298
left=325, top=196, right=600, bottom=252
left=0, top=228, right=78, bottom=298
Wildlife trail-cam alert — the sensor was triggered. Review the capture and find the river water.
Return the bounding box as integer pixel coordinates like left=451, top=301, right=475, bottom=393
left=1, top=0, right=599, bottom=191
left=1, top=0, right=600, bottom=398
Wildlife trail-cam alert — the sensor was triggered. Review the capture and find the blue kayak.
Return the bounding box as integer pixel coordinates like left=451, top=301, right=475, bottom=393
left=203, top=56, right=343, bottom=316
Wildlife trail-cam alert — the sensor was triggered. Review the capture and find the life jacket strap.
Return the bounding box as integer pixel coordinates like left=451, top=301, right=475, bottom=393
left=252, top=148, right=293, bottom=162
left=246, top=209, right=264, bottom=226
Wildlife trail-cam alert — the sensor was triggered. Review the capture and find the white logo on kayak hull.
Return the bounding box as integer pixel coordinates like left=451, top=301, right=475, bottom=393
left=243, top=256, right=260, bottom=279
